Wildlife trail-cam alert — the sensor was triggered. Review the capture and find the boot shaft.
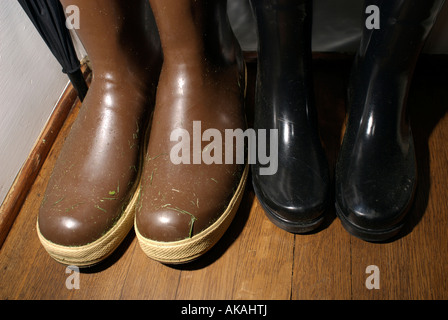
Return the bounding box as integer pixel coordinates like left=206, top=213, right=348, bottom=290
left=250, top=0, right=312, bottom=80
left=357, top=0, right=445, bottom=72
left=348, top=0, right=446, bottom=137
left=149, top=0, right=240, bottom=67
left=60, top=0, right=161, bottom=78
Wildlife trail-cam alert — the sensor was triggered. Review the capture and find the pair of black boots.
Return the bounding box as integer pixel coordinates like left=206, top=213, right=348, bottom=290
left=250, top=0, right=445, bottom=242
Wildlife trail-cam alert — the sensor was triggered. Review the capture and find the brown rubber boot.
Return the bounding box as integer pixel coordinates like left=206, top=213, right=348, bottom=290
left=135, top=0, right=248, bottom=264
left=37, top=0, right=162, bottom=267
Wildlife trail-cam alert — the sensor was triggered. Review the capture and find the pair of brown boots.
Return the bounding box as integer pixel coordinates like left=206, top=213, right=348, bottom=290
left=37, top=0, right=248, bottom=267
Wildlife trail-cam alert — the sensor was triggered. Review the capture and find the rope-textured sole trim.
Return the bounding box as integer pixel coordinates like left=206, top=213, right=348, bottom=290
left=135, top=164, right=249, bottom=264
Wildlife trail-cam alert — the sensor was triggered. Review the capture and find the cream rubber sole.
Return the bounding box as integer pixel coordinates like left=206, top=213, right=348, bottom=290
left=135, top=163, right=249, bottom=264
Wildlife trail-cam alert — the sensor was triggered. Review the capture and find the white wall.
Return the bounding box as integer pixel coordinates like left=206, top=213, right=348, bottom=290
left=0, top=1, right=70, bottom=205
left=1, top=0, right=448, bottom=206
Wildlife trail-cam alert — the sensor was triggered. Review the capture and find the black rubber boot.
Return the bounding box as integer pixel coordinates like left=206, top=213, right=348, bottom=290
left=250, top=0, right=330, bottom=233
left=335, top=0, right=445, bottom=242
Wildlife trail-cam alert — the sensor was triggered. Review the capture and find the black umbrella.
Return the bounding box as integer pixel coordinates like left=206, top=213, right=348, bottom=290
left=18, top=0, right=88, bottom=101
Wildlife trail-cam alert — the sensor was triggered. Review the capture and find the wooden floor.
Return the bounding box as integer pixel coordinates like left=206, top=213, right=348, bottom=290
left=1, top=55, right=447, bottom=300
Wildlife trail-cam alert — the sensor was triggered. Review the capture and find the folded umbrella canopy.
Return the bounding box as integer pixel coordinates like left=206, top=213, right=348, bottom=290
left=18, top=0, right=88, bottom=101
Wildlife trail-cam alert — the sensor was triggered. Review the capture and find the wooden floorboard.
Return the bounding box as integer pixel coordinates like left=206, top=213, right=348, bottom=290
left=0, top=55, right=447, bottom=300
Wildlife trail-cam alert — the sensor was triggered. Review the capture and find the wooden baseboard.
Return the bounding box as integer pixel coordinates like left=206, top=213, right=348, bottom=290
left=0, top=66, right=91, bottom=248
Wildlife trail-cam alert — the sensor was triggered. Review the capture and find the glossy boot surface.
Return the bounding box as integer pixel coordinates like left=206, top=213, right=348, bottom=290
left=37, top=0, right=162, bottom=266
left=250, top=0, right=330, bottom=233
left=335, top=0, right=445, bottom=242
left=135, top=0, right=248, bottom=264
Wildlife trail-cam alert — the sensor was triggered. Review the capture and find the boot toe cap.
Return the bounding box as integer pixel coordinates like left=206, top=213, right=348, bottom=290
left=335, top=179, right=416, bottom=241
left=136, top=206, right=196, bottom=242
left=38, top=203, right=114, bottom=247
left=252, top=173, right=329, bottom=233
